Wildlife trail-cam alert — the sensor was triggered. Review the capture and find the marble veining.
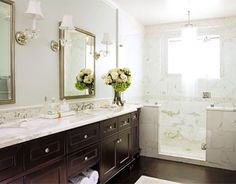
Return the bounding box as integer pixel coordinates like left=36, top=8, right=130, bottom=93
left=0, top=104, right=142, bottom=149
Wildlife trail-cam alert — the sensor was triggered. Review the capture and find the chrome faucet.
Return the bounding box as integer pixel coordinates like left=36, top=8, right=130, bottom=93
left=81, top=103, right=95, bottom=110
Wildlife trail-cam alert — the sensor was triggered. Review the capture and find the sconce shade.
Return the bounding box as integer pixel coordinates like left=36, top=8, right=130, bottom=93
left=59, top=15, right=74, bottom=30
left=101, top=33, right=112, bottom=45
left=25, top=0, right=44, bottom=20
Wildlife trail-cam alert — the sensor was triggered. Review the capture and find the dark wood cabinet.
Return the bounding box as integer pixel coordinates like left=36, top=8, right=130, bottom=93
left=0, top=145, right=23, bottom=182
left=0, top=110, right=140, bottom=184
left=24, top=160, right=66, bottom=184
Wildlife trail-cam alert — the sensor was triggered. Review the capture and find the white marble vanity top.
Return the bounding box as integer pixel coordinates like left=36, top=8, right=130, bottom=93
left=0, top=104, right=142, bottom=149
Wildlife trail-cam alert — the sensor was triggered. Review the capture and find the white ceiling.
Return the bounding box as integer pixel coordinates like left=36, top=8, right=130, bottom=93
left=112, top=0, right=236, bottom=25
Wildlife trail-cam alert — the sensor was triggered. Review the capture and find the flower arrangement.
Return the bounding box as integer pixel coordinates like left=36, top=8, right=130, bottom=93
left=75, top=68, right=94, bottom=94
left=102, top=67, right=131, bottom=105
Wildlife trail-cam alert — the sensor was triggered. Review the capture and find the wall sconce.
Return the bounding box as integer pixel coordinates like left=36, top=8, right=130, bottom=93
left=95, top=33, right=113, bottom=60
left=15, top=0, right=44, bottom=45
left=50, top=15, right=74, bottom=52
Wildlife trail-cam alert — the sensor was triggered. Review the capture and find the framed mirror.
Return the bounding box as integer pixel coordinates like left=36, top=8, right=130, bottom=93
left=59, top=27, right=96, bottom=99
left=0, top=0, right=15, bottom=105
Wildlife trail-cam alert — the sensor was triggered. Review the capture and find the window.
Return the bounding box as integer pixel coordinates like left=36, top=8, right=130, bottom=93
left=168, top=36, right=220, bottom=79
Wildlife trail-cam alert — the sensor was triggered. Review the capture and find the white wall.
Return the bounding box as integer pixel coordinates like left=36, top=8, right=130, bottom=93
left=118, top=9, right=144, bottom=102
left=0, top=0, right=117, bottom=109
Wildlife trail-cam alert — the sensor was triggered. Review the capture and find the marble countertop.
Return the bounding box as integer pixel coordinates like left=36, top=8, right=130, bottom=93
left=0, top=104, right=142, bottom=149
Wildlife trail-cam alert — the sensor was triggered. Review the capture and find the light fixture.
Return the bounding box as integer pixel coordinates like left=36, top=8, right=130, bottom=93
left=15, top=0, right=44, bottom=45
left=50, top=15, right=74, bottom=52
left=181, top=10, right=197, bottom=41
left=95, top=33, right=113, bottom=60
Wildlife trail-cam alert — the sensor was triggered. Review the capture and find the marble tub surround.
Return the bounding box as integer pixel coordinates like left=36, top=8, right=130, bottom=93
left=0, top=98, right=112, bottom=125
left=0, top=104, right=142, bottom=149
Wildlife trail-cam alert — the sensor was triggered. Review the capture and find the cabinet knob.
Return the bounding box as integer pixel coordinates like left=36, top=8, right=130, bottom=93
left=122, top=121, right=129, bottom=126
left=84, top=156, right=88, bottom=161
left=109, top=125, right=113, bottom=129
left=84, top=134, right=88, bottom=139
left=117, top=138, right=122, bottom=143
left=45, top=148, right=50, bottom=153
left=132, top=115, right=137, bottom=120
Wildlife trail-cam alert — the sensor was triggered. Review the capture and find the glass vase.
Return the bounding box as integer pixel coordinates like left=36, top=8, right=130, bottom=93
left=113, top=90, right=124, bottom=106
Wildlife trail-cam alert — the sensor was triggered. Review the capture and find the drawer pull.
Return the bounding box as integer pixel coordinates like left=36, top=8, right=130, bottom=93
left=44, top=148, right=50, bottom=153
left=117, top=139, right=122, bottom=144
left=84, top=135, right=88, bottom=139
left=109, top=125, right=113, bottom=129
left=122, top=121, right=129, bottom=126
left=132, top=115, right=137, bottom=120
left=84, top=156, right=88, bottom=161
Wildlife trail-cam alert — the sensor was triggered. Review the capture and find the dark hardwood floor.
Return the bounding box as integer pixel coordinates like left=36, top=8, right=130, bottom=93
left=108, top=156, right=236, bottom=184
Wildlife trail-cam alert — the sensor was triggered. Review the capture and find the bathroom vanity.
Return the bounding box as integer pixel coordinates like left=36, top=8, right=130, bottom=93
left=0, top=106, right=141, bottom=184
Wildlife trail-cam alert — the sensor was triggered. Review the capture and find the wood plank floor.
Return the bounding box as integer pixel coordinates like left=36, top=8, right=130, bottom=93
left=108, top=156, right=236, bottom=184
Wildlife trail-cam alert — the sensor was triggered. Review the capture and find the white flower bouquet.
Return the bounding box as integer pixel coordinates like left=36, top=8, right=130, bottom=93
left=75, top=68, right=94, bottom=94
left=102, top=67, right=131, bottom=105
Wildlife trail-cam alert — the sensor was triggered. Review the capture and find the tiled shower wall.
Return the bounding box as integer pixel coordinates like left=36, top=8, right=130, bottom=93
left=143, top=17, right=236, bottom=160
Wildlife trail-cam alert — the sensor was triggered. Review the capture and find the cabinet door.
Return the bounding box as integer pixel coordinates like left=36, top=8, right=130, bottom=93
left=117, top=129, right=131, bottom=167
left=100, top=135, right=118, bottom=182
left=0, top=145, right=23, bottom=182
left=24, top=160, right=66, bottom=184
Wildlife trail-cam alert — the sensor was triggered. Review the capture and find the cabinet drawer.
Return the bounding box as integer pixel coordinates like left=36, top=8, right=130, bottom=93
left=67, top=145, right=99, bottom=177
left=24, top=133, right=65, bottom=170
left=100, top=118, right=118, bottom=138
left=118, top=114, right=131, bottom=131
left=67, top=123, right=99, bottom=153
left=0, top=145, right=23, bottom=182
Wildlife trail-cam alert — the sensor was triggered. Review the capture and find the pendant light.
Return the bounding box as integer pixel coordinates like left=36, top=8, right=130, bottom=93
left=181, top=10, right=197, bottom=41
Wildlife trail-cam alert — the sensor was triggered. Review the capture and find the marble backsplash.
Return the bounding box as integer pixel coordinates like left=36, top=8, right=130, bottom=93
left=0, top=98, right=112, bottom=125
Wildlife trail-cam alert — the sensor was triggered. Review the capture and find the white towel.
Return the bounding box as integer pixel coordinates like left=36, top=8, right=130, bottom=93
left=69, top=175, right=91, bottom=184
left=82, top=169, right=99, bottom=184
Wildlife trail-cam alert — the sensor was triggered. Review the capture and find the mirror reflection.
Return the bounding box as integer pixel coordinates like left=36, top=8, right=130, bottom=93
left=0, top=0, right=15, bottom=104
left=60, top=27, right=95, bottom=99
